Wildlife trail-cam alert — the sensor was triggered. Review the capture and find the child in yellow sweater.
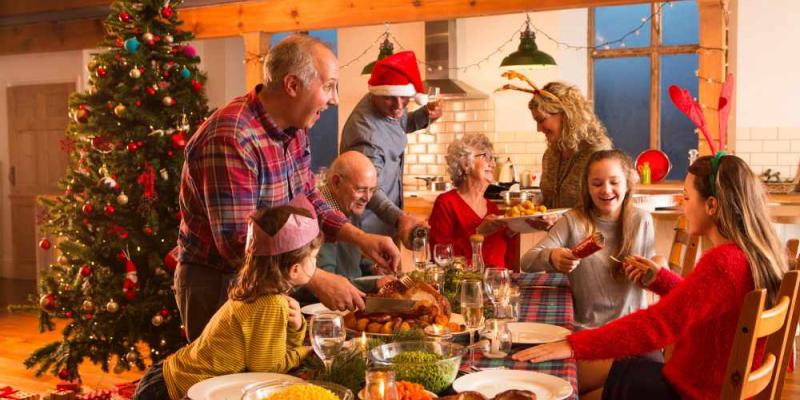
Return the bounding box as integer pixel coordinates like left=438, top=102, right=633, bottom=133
left=134, top=197, right=322, bottom=399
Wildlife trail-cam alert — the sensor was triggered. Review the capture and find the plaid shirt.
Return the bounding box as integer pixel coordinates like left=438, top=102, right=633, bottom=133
left=177, top=85, right=348, bottom=272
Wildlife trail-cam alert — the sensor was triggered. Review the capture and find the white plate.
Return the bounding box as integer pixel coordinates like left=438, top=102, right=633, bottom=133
left=499, top=209, right=569, bottom=233
left=452, top=369, right=573, bottom=400
left=187, top=372, right=302, bottom=400
left=507, top=322, right=571, bottom=344
left=346, top=313, right=472, bottom=337
left=300, top=303, right=348, bottom=316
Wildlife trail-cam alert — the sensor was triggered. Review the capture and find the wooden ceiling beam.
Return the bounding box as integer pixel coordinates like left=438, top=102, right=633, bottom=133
left=0, top=0, right=649, bottom=56
left=0, top=0, right=111, bottom=18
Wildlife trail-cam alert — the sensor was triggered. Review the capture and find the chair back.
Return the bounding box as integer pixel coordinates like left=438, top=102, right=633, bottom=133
left=722, top=270, right=800, bottom=399
left=668, top=215, right=700, bottom=277
left=787, top=239, right=799, bottom=270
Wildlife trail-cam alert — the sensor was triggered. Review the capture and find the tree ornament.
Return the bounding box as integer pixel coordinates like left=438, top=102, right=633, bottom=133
left=118, top=11, right=131, bottom=23
left=87, top=59, right=98, bottom=72
left=80, top=265, right=92, bottom=277
left=145, top=85, right=157, bottom=96
left=151, top=314, right=164, bottom=326
left=122, top=255, right=139, bottom=300
left=84, top=313, right=94, bottom=320
left=82, top=202, right=93, bottom=214
left=160, top=309, right=170, bottom=317
left=117, top=192, right=129, bottom=205
left=170, top=131, right=187, bottom=149
left=39, top=293, right=56, bottom=312
left=143, top=226, right=153, bottom=235
left=164, top=33, right=174, bottom=43
left=99, top=176, right=119, bottom=189
left=39, top=238, right=52, bottom=250
left=58, top=368, right=70, bottom=380
left=161, top=5, right=174, bottom=19
left=74, top=106, right=90, bottom=123
left=183, top=45, right=197, bottom=58
left=162, top=69, right=170, bottom=78
left=167, top=150, right=174, bottom=157
left=162, top=96, right=175, bottom=106
left=125, top=351, right=138, bottom=363
left=95, top=66, right=107, bottom=78
left=82, top=300, right=95, bottom=312
left=135, top=100, right=142, bottom=107
left=127, top=141, right=138, bottom=152
left=191, top=79, right=203, bottom=92
left=129, top=67, right=141, bottom=79
left=91, top=136, right=114, bottom=153
left=114, top=104, right=126, bottom=117
left=57, top=255, right=69, bottom=265
left=142, top=32, right=154, bottom=44
left=65, top=311, right=73, bottom=318
left=115, top=36, right=124, bottom=48
left=159, top=168, right=169, bottom=180
left=106, top=300, right=119, bottom=313
left=180, top=66, right=191, bottom=79
left=104, top=204, right=115, bottom=216
left=123, top=38, right=140, bottom=54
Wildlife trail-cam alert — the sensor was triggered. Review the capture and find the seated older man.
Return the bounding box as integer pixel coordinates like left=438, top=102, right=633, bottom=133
left=295, top=151, right=394, bottom=305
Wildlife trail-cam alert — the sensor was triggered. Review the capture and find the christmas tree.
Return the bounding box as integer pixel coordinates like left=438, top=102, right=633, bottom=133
left=26, top=0, right=208, bottom=380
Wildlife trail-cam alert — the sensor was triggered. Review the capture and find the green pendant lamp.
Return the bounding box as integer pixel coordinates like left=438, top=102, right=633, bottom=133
left=362, top=34, right=395, bottom=75
left=500, top=15, right=556, bottom=70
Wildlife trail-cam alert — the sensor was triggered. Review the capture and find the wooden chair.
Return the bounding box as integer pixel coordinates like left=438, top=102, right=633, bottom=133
left=667, top=215, right=701, bottom=277
left=721, top=270, right=800, bottom=399
left=787, top=239, right=799, bottom=271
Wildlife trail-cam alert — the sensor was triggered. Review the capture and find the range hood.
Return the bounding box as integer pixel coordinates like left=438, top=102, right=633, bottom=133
left=424, top=20, right=487, bottom=99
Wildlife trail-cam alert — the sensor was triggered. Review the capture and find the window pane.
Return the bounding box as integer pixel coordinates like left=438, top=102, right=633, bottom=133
left=594, top=4, right=651, bottom=49
left=660, top=54, right=699, bottom=180
left=662, top=1, right=699, bottom=45
left=594, top=57, right=651, bottom=162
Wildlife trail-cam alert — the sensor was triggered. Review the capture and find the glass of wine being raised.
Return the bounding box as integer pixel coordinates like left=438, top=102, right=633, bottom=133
left=460, top=279, right=484, bottom=370
left=424, top=87, right=440, bottom=135
left=310, top=312, right=346, bottom=375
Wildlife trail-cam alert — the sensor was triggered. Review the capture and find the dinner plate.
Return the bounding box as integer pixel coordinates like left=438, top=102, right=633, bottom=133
left=498, top=208, right=569, bottom=233
left=186, top=372, right=302, bottom=400
left=452, top=369, right=573, bottom=400
left=300, top=303, right=348, bottom=316
left=507, top=322, right=571, bottom=344
left=346, top=313, right=472, bottom=337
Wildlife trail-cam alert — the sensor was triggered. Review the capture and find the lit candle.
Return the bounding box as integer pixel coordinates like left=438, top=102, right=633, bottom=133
left=360, top=331, right=368, bottom=355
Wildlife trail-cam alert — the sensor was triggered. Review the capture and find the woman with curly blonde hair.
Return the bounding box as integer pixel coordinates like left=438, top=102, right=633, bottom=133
left=529, top=82, right=612, bottom=227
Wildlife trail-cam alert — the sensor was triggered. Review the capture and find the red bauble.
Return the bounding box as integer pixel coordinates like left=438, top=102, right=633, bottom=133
left=162, top=70, right=170, bottom=78
left=143, top=226, right=154, bottom=235
left=191, top=79, right=202, bottom=92
left=171, top=131, right=187, bottom=149
left=104, top=204, right=115, bottom=216
left=118, top=11, right=131, bottom=23
left=65, top=311, right=73, bottom=318
left=119, top=231, right=129, bottom=239
left=107, top=101, right=114, bottom=110
left=160, top=309, right=169, bottom=316
left=82, top=203, right=93, bottom=214
left=39, top=293, right=56, bottom=312
left=115, top=36, right=123, bottom=47
left=84, top=313, right=94, bottom=320
left=167, top=150, right=174, bottom=157
left=92, top=136, right=114, bottom=152
left=39, top=238, right=52, bottom=250
left=163, top=251, right=178, bottom=271
left=58, top=368, right=70, bottom=380
left=75, top=108, right=90, bottom=123
left=135, top=100, right=142, bottom=107
left=145, top=86, right=157, bottom=96
left=96, top=66, right=107, bottom=77
left=82, top=218, right=90, bottom=226
left=79, top=265, right=92, bottom=277
left=160, top=6, right=174, bottom=19
left=127, top=141, right=138, bottom=152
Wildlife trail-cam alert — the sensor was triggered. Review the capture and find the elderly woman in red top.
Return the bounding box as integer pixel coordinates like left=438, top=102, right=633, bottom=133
left=512, top=153, right=788, bottom=399
left=429, top=133, right=515, bottom=269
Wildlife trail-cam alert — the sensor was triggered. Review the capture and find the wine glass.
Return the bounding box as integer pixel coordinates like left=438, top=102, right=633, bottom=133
left=433, top=243, right=454, bottom=269
left=411, top=235, right=429, bottom=271
left=310, top=313, right=346, bottom=375
left=424, top=87, right=440, bottom=135
left=483, top=267, right=511, bottom=314
left=460, top=279, right=484, bottom=370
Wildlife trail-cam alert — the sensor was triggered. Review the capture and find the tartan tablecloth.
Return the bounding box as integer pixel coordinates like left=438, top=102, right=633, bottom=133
left=458, top=272, right=578, bottom=399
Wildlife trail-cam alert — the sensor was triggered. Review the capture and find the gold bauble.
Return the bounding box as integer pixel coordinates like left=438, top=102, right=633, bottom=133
left=106, top=300, right=119, bottom=313
left=116, top=193, right=129, bottom=205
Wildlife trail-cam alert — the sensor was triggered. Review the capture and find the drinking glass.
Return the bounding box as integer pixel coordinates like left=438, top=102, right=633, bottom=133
left=433, top=243, right=454, bottom=269
left=480, top=318, right=513, bottom=359
left=460, top=279, right=484, bottom=370
left=310, top=313, right=346, bottom=375
left=425, top=264, right=445, bottom=292
left=424, top=87, right=440, bottom=135
left=411, top=236, right=429, bottom=271
left=483, top=267, right=511, bottom=313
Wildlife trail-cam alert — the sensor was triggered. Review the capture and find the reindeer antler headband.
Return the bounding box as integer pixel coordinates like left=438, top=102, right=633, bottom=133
left=495, top=70, right=562, bottom=105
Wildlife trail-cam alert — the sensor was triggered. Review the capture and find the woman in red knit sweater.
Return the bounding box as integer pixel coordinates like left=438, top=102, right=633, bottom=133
left=512, top=153, right=788, bottom=399
left=429, top=133, right=515, bottom=269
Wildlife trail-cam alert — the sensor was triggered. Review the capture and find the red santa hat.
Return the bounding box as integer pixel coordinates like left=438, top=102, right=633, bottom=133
left=368, top=51, right=428, bottom=105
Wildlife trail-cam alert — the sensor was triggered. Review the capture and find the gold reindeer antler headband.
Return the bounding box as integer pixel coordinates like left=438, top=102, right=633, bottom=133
left=494, top=70, right=562, bottom=105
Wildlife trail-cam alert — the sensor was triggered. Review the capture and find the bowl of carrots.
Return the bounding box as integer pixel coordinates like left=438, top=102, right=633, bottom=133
left=358, top=380, right=437, bottom=400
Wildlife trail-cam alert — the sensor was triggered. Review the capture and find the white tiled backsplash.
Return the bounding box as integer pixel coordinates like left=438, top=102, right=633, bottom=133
left=403, top=97, right=548, bottom=191
left=735, top=127, right=800, bottom=180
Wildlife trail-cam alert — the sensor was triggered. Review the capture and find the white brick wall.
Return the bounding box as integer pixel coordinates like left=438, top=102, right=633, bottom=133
left=735, top=127, right=800, bottom=180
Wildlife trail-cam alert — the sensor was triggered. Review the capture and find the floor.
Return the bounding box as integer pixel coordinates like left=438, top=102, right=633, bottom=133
left=1, top=278, right=799, bottom=397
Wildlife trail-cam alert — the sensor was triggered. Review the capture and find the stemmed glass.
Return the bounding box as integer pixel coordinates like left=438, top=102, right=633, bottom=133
left=310, top=313, right=346, bottom=375
left=433, top=243, right=454, bottom=269
left=424, top=87, right=440, bottom=135
left=483, top=267, right=511, bottom=315
left=460, top=279, right=484, bottom=370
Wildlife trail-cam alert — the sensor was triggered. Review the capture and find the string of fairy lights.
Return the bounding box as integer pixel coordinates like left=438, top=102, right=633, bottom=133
left=243, top=0, right=730, bottom=82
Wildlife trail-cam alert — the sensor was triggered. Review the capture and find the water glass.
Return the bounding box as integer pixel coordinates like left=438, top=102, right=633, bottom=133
left=310, top=313, right=346, bottom=374
left=481, top=318, right=513, bottom=359
left=411, top=236, right=429, bottom=271
left=460, top=279, right=484, bottom=370
left=425, top=264, right=445, bottom=292
left=433, top=243, right=454, bottom=269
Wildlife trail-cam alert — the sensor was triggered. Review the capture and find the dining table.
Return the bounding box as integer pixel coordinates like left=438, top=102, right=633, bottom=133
left=456, top=272, right=578, bottom=399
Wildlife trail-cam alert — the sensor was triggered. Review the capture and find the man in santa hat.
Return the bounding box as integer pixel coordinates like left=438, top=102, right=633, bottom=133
left=340, top=51, right=442, bottom=248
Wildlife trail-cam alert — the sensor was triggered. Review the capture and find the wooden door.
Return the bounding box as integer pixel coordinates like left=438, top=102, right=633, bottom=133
left=7, top=83, right=72, bottom=279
